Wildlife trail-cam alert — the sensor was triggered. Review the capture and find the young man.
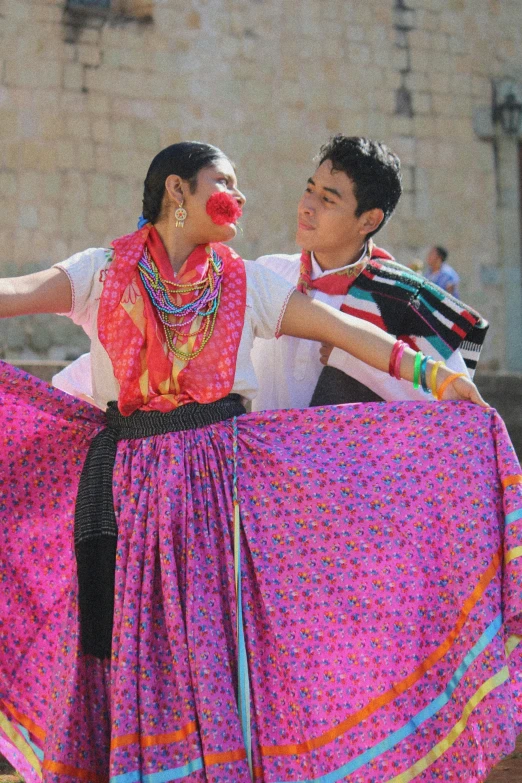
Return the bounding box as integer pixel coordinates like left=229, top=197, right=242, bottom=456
left=425, top=245, right=460, bottom=297
left=250, top=136, right=487, bottom=411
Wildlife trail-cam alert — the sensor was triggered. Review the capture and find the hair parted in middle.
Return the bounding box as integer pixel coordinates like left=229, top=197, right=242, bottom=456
left=317, top=135, right=403, bottom=238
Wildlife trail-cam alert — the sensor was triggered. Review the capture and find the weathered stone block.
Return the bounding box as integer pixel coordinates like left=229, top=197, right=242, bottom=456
left=66, top=115, right=91, bottom=140
left=78, top=44, right=101, bottom=67
left=39, top=203, right=60, bottom=229
left=63, top=62, right=84, bottom=92
left=450, top=73, right=472, bottom=95
left=33, top=4, right=63, bottom=23
left=133, top=121, right=161, bottom=152
left=413, top=116, right=436, bottom=138
left=392, top=48, right=410, bottom=72
left=0, top=109, right=19, bottom=139
left=88, top=173, right=111, bottom=208
left=439, top=11, right=463, bottom=36
left=429, top=70, right=450, bottom=93
left=409, top=30, right=431, bottom=52
left=5, top=58, right=61, bottom=89
left=91, top=116, right=110, bottom=144
left=61, top=201, right=87, bottom=236
left=344, top=25, right=365, bottom=42
left=0, top=171, right=17, bottom=198
left=87, top=93, right=110, bottom=114
left=18, top=204, right=38, bottom=230
left=20, top=141, right=58, bottom=172
left=2, top=0, right=31, bottom=21
left=414, top=92, right=432, bottom=115
left=432, top=32, right=450, bottom=52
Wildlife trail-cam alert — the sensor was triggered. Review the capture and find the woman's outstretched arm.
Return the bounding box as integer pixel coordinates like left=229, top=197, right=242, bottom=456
left=280, top=291, right=487, bottom=406
left=0, top=268, right=72, bottom=318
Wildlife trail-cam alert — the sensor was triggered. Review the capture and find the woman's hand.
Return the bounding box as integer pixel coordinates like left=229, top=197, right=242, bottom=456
left=439, top=374, right=489, bottom=407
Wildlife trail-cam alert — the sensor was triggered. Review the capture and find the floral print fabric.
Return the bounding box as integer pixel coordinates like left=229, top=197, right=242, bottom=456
left=0, top=361, right=521, bottom=783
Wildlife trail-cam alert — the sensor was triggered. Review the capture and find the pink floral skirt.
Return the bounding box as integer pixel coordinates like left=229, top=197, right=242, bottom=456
left=0, top=361, right=521, bottom=783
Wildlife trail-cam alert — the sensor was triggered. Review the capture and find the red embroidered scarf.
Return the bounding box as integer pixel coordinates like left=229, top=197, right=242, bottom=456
left=98, top=224, right=247, bottom=415
left=297, top=241, right=394, bottom=296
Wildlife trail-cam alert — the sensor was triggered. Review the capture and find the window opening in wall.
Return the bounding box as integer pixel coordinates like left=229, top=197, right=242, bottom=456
left=65, top=0, right=152, bottom=21
left=66, top=0, right=111, bottom=13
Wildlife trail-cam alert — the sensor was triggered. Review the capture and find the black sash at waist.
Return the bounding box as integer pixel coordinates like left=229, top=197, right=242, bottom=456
left=74, top=395, right=246, bottom=659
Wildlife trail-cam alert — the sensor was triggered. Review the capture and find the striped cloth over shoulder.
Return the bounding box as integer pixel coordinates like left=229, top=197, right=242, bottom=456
left=340, top=257, right=488, bottom=376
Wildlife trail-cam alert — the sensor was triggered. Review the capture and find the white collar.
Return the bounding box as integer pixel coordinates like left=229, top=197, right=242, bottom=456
left=310, top=244, right=368, bottom=280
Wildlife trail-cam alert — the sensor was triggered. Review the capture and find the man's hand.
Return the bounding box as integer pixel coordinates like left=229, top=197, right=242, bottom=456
left=319, top=342, right=333, bottom=366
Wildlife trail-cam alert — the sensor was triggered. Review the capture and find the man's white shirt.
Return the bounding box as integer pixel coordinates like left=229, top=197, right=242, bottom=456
left=250, top=253, right=468, bottom=412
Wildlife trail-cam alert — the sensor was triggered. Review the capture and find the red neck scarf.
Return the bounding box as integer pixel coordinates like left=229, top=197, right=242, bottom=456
left=297, top=241, right=394, bottom=296
left=98, top=224, right=246, bottom=415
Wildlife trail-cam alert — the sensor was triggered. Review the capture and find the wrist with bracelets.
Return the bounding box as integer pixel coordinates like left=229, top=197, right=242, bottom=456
left=389, top=340, right=467, bottom=399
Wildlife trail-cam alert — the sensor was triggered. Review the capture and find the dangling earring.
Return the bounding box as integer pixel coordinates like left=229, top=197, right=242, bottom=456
left=175, top=200, right=187, bottom=229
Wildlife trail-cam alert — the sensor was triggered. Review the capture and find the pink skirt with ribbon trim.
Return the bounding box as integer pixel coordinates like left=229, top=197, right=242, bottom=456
left=0, top=361, right=521, bottom=783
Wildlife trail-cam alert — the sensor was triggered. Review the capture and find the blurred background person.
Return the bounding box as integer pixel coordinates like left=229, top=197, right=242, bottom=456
left=425, top=245, right=460, bottom=297
left=408, top=258, right=424, bottom=274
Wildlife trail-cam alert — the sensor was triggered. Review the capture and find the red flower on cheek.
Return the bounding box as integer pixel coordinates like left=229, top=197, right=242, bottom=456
left=206, top=192, right=242, bottom=226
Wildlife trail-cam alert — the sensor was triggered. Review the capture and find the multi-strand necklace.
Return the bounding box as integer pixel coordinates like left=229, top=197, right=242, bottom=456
left=138, top=245, right=224, bottom=361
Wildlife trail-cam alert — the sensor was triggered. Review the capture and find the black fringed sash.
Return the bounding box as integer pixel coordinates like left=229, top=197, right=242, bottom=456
left=74, top=395, right=246, bottom=660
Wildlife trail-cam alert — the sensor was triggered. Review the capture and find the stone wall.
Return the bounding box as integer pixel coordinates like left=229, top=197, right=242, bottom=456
left=1, top=0, right=522, bottom=368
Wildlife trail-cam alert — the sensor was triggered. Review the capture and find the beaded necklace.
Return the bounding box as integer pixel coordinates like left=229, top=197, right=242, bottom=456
left=138, top=244, right=224, bottom=361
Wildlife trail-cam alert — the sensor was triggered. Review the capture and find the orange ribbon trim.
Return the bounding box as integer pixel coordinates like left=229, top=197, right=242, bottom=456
left=42, top=759, right=109, bottom=783
left=261, top=547, right=502, bottom=758
left=104, top=722, right=247, bottom=769
left=2, top=701, right=46, bottom=742
left=111, top=720, right=198, bottom=750
left=204, top=748, right=247, bottom=766
left=503, top=475, right=522, bottom=489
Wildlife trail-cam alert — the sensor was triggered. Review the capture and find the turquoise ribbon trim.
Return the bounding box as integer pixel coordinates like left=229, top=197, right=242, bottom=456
left=111, top=419, right=253, bottom=783
left=15, top=724, right=44, bottom=762
left=111, top=756, right=203, bottom=783
left=236, top=546, right=253, bottom=778
left=274, top=614, right=502, bottom=783
left=233, top=417, right=253, bottom=780
left=506, top=507, right=522, bottom=526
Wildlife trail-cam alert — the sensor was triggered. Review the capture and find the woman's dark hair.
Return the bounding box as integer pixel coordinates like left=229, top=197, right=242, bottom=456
left=317, top=136, right=402, bottom=239
left=142, top=142, right=226, bottom=223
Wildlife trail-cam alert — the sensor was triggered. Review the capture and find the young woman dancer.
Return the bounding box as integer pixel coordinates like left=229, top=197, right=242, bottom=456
left=0, top=142, right=520, bottom=783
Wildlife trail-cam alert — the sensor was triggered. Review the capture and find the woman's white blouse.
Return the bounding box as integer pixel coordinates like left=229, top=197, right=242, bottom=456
left=53, top=248, right=294, bottom=410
